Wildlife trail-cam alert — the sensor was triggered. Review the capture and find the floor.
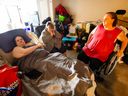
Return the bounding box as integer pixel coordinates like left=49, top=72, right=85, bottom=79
left=66, top=50, right=128, bottom=96
left=66, top=50, right=78, bottom=59
left=96, top=63, right=128, bottom=96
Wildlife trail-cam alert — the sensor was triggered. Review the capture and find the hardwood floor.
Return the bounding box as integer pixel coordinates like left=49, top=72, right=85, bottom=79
left=96, top=63, right=128, bottom=96
left=66, top=50, right=128, bottom=96
left=66, top=50, right=78, bottom=59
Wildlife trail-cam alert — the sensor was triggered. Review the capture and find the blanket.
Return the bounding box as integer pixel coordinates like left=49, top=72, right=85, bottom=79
left=18, top=49, right=94, bottom=96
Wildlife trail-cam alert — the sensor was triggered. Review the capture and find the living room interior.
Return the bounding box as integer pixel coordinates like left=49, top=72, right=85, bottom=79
left=0, top=0, right=128, bottom=96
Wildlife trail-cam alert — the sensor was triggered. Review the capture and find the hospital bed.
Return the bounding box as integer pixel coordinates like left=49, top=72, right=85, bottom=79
left=0, top=29, right=96, bottom=96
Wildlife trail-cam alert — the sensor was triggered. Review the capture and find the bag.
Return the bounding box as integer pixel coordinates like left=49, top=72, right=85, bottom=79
left=0, top=64, right=22, bottom=96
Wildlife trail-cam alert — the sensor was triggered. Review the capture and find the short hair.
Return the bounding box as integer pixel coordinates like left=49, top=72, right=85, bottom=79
left=106, top=12, right=118, bottom=27
left=46, top=21, right=54, bottom=29
left=13, top=35, right=26, bottom=45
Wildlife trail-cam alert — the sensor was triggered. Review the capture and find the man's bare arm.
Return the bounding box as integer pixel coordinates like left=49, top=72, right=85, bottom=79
left=12, top=43, right=42, bottom=58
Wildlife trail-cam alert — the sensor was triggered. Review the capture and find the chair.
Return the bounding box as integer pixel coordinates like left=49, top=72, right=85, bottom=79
left=116, top=10, right=126, bottom=15
left=97, top=51, right=118, bottom=75
left=97, top=41, right=120, bottom=76
left=35, top=25, right=45, bottom=37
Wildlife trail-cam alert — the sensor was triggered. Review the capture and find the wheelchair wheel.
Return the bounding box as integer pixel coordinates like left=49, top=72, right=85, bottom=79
left=104, top=52, right=118, bottom=75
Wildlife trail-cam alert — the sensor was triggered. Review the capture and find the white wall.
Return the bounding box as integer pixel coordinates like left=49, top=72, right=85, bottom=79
left=52, top=0, right=61, bottom=17
left=36, top=0, right=60, bottom=23
left=54, top=0, right=128, bottom=23
left=37, top=0, right=50, bottom=23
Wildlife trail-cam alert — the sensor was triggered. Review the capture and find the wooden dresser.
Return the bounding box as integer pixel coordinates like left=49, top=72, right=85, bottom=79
left=118, top=17, right=128, bottom=28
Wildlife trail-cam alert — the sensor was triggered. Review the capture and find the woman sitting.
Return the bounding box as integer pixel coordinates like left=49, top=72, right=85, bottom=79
left=39, top=21, right=66, bottom=54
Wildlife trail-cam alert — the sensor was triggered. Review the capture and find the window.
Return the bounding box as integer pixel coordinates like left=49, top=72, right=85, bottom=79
left=0, top=0, right=39, bottom=33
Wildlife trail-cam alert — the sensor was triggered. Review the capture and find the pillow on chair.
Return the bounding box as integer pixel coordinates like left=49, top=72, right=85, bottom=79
left=0, top=29, right=31, bottom=53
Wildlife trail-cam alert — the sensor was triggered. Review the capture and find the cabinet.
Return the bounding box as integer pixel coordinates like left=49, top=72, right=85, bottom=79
left=118, top=17, right=128, bottom=28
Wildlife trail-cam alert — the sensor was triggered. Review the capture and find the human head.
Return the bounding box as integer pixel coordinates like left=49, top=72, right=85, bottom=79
left=103, top=12, right=118, bottom=27
left=76, top=28, right=83, bottom=36
left=14, top=35, right=26, bottom=47
left=46, top=21, right=55, bottom=34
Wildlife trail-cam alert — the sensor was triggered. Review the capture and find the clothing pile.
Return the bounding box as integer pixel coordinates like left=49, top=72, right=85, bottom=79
left=55, top=4, right=73, bottom=36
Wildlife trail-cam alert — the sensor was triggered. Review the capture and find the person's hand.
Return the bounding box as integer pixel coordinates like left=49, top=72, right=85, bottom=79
left=36, top=43, right=43, bottom=48
left=49, top=30, right=55, bottom=37
left=51, top=32, right=55, bottom=37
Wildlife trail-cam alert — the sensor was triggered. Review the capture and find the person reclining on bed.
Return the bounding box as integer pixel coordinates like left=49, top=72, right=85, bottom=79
left=12, top=35, right=96, bottom=96
left=12, top=35, right=49, bottom=79
left=12, top=35, right=43, bottom=59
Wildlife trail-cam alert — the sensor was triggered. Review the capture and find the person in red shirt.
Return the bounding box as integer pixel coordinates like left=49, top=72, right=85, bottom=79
left=77, top=12, right=127, bottom=74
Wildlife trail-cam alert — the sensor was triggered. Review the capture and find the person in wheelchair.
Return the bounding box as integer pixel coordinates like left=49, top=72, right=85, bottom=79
left=77, top=12, right=128, bottom=78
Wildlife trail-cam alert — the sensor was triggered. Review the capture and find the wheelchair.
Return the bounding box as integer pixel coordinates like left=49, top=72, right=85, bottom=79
left=97, top=51, right=118, bottom=75
left=96, top=40, right=122, bottom=76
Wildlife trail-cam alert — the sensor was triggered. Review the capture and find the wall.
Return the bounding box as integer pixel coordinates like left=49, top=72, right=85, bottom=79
left=53, top=0, right=128, bottom=23
left=36, top=0, right=49, bottom=24
left=36, top=0, right=61, bottom=23
left=52, top=0, right=61, bottom=18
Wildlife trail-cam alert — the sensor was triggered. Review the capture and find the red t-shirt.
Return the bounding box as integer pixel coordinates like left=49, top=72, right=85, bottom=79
left=83, top=24, right=122, bottom=62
